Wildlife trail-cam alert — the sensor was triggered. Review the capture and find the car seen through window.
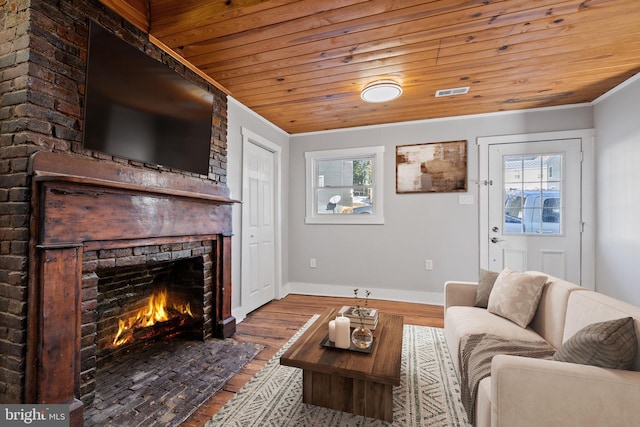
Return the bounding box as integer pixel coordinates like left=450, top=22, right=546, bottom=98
left=504, top=190, right=561, bottom=234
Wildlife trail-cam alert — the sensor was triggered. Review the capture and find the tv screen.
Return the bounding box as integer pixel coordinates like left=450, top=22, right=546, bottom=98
left=83, top=22, right=214, bottom=176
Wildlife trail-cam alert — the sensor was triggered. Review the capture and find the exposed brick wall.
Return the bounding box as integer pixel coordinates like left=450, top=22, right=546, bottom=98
left=0, top=0, right=228, bottom=403
left=0, top=0, right=34, bottom=404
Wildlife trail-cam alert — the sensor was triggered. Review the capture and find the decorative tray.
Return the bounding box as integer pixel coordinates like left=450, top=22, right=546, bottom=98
left=320, top=334, right=375, bottom=354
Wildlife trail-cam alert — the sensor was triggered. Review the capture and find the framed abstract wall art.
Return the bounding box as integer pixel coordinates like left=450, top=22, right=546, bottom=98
left=396, top=140, right=467, bottom=193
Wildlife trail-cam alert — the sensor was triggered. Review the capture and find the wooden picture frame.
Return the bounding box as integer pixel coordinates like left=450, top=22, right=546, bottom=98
left=396, top=140, right=467, bottom=193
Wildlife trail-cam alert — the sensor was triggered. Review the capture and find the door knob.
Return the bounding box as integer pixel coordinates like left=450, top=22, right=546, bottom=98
left=491, top=237, right=503, bottom=243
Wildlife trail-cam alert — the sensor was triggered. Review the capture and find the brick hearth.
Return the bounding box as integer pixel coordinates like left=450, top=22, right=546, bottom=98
left=85, top=337, right=261, bottom=427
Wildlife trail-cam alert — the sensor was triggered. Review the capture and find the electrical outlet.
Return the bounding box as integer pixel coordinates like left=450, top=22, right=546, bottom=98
left=310, top=258, right=317, bottom=268
left=425, top=259, right=433, bottom=271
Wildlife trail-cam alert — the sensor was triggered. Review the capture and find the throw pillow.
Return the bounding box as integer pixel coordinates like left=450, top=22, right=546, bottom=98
left=553, top=317, right=637, bottom=370
left=487, top=268, right=548, bottom=328
left=474, top=269, right=500, bottom=308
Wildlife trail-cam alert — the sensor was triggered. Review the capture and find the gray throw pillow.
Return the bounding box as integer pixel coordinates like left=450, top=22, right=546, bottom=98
left=553, top=317, right=637, bottom=370
left=474, top=269, right=499, bottom=308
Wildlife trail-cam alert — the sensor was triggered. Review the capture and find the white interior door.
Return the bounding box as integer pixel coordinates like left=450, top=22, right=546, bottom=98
left=487, top=138, right=582, bottom=282
left=242, top=141, right=276, bottom=312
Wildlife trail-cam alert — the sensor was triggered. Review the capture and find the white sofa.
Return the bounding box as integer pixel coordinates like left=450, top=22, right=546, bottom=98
left=444, top=273, right=640, bottom=427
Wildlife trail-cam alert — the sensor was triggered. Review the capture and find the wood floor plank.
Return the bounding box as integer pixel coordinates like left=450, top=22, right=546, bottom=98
left=179, top=294, right=444, bottom=427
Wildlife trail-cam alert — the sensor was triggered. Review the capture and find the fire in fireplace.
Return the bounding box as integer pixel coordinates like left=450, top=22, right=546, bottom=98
left=111, top=285, right=195, bottom=347
left=95, top=257, right=207, bottom=366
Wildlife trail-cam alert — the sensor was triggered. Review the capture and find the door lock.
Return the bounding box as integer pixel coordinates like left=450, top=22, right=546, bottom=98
left=492, top=226, right=499, bottom=232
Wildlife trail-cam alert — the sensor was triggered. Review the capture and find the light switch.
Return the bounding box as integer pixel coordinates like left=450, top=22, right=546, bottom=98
left=458, top=195, right=474, bottom=205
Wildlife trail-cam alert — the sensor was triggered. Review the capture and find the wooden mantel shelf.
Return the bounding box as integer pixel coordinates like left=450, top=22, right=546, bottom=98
left=29, top=151, right=239, bottom=204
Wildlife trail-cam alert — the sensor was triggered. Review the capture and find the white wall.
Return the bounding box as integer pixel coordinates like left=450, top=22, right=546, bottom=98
left=593, top=74, right=640, bottom=307
left=227, top=75, right=640, bottom=313
left=226, top=98, right=289, bottom=318
left=288, top=106, right=593, bottom=305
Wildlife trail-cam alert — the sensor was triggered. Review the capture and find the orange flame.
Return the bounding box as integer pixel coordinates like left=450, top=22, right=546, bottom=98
left=112, top=288, right=193, bottom=347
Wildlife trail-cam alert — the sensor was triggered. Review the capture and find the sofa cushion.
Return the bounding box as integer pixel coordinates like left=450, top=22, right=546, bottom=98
left=487, top=268, right=548, bottom=328
left=444, top=306, right=544, bottom=372
left=529, top=275, right=584, bottom=349
left=553, top=317, right=637, bottom=370
left=474, top=269, right=499, bottom=308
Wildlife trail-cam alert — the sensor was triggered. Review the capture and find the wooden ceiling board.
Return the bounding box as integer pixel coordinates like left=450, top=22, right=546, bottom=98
left=171, top=0, right=489, bottom=59
left=184, top=0, right=547, bottom=72
left=100, top=0, right=149, bottom=30
left=227, top=12, right=638, bottom=100
left=232, top=26, right=640, bottom=108
left=244, top=37, right=640, bottom=103
left=98, top=0, right=640, bottom=133
left=191, top=0, right=632, bottom=88
left=151, top=0, right=370, bottom=42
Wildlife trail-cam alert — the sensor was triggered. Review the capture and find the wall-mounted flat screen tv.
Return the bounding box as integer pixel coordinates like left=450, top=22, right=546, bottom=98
left=83, top=22, right=214, bottom=176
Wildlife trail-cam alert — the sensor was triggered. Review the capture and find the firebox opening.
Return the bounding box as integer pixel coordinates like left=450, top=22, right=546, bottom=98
left=96, top=257, right=206, bottom=367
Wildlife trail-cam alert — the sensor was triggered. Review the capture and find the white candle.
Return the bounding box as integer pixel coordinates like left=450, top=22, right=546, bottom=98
left=328, top=320, right=336, bottom=342
left=334, top=315, right=350, bottom=349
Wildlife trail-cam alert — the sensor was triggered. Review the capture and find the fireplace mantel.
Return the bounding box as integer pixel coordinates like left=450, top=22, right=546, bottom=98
left=26, top=151, right=237, bottom=426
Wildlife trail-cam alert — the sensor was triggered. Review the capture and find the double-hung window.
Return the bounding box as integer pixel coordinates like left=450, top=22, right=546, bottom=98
left=305, top=146, right=384, bottom=224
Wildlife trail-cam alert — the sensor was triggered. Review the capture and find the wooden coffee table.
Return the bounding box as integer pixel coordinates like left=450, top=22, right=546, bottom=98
left=280, top=308, right=403, bottom=421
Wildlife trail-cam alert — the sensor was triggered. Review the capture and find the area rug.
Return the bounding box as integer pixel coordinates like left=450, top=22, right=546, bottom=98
left=207, top=315, right=471, bottom=426
left=85, top=337, right=264, bottom=427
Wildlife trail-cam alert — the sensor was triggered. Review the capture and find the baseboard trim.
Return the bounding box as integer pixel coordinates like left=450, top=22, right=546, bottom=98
left=285, top=282, right=444, bottom=306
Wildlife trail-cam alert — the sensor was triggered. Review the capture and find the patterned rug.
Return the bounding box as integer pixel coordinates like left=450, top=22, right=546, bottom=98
left=207, top=315, right=471, bottom=426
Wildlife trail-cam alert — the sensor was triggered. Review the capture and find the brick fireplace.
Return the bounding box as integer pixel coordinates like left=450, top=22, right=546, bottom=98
left=0, top=1, right=234, bottom=426
left=28, top=152, right=236, bottom=426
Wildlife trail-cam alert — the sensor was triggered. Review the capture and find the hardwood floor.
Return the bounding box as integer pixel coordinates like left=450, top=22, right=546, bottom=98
left=180, top=294, right=444, bottom=427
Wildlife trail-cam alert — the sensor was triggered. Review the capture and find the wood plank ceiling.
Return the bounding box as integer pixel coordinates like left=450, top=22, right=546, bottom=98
left=101, top=0, right=640, bottom=134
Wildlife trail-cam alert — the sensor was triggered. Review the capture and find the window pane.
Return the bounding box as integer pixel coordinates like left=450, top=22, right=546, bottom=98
left=543, top=154, right=562, bottom=183
left=316, top=158, right=373, bottom=187
left=315, top=187, right=373, bottom=215
left=504, top=156, right=524, bottom=185
left=542, top=197, right=560, bottom=223
left=504, top=188, right=524, bottom=233
left=503, top=153, right=563, bottom=235
left=314, top=158, right=374, bottom=215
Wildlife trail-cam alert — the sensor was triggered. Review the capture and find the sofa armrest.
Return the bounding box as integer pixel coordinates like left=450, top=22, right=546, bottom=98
left=491, top=354, right=640, bottom=427
left=444, top=281, right=477, bottom=310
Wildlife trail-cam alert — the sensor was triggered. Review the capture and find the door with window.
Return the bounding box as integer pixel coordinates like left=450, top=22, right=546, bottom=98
left=487, top=138, right=582, bottom=282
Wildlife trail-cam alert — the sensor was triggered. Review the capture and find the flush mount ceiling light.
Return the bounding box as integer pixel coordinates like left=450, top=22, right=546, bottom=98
left=361, top=80, right=403, bottom=103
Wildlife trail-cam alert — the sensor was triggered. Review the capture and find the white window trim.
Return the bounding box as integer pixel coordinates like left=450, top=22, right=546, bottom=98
left=305, top=146, right=385, bottom=225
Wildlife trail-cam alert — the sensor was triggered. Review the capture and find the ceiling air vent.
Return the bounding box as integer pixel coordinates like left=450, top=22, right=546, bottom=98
left=435, top=86, right=470, bottom=97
